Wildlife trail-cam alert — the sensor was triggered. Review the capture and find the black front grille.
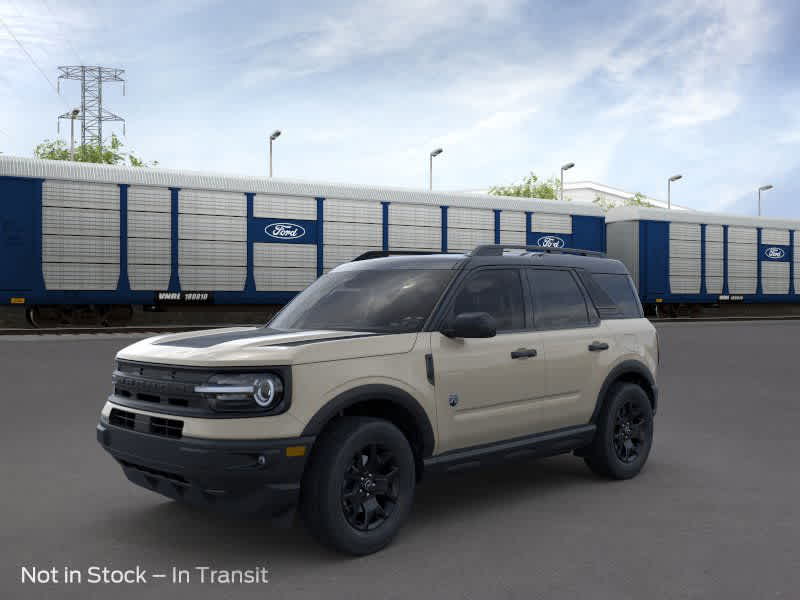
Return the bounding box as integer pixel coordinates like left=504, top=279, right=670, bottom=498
left=112, top=360, right=211, bottom=414
left=108, top=408, right=184, bottom=439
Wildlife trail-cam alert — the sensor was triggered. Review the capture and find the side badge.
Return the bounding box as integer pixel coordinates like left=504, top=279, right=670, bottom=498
left=448, top=393, right=459, bottom=408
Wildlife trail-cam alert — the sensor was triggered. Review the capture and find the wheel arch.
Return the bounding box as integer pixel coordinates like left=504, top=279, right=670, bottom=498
left=591, top=360, right=658, bottom=423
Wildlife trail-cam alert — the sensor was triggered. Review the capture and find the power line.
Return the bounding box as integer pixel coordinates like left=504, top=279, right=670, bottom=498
left=37, top=0, right=85, bottom=66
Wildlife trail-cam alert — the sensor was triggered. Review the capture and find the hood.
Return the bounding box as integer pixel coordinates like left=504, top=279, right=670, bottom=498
left=116, top=326, right=419, bottom=367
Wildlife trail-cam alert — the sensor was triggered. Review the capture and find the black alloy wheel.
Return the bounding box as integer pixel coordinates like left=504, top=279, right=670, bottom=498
left=612, top=399, right=650, bottom=464
left=341, top=443, right=400, bottom=531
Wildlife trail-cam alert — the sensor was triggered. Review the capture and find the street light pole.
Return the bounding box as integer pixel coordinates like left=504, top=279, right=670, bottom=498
left=69, top=108, right=80, bottom=160
left=758, top=184, right=773, bottom=216
left=429, top=148, right=443, bottom=190
left=560, top=162, right=575, bottom=202
left=667, top=174, right=683, bottom=209
left=269, top=130, right=281, bottom=177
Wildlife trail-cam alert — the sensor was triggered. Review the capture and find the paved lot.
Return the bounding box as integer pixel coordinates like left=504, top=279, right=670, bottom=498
left=1, top=322, right=799, bottom=599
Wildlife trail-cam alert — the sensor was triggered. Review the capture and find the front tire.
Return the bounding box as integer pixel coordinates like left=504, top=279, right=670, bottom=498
left=300, top=417, right=416, bottom=555
left=584, top=383, right=653, bottom=479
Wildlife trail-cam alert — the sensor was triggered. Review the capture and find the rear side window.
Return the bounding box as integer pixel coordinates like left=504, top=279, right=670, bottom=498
left=592, top=273, right=643, bottom=319
left=450, top=269, right=525, bottom=332
left=527, top=269, right=591, bottom=330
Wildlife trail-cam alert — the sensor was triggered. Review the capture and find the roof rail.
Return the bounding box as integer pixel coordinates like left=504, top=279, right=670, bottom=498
left=471, top=244, right=606, bottom=258
left=351, top=250, right=450, bottom=262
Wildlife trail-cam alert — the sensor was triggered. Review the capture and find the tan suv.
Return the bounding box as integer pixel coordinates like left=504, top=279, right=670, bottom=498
left=97, top=244, right=658, bottom=555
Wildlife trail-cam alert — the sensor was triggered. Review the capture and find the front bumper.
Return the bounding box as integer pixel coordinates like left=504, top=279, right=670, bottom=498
left=97, top=417, right=314, bottom=517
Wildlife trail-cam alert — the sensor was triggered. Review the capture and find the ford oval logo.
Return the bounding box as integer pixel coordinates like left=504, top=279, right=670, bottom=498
left=265, top=222, right=306, bottom=240
left=764, top=247, right=786, bottom=259
left=536, top=235, right=566, bottom=248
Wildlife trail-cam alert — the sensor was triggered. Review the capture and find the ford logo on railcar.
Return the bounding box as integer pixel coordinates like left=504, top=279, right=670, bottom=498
left=764, top=247, right=786, bottom=259
left=265, top=222, right=306, bottom=239
left=536, top=235, right=566, bottom=248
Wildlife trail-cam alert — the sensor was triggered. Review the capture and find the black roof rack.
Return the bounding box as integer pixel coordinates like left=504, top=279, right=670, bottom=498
left=351, top=250, right=450, bottom=262
left=471, top=244, right=606, bottom=258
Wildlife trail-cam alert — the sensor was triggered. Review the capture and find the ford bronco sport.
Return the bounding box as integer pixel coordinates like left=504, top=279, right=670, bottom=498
left=97, top=244, right=658, bottom=555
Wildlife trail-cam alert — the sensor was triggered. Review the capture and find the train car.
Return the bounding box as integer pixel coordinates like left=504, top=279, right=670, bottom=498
left=606, top=206, right=800, bottom=315
left=0, top=156, right=606, bottom=326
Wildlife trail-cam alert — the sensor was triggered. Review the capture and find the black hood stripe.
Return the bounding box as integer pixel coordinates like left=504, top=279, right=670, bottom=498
left=154, top=328, right=373, bottom=349
left=267, top=333, right=378, bottom=347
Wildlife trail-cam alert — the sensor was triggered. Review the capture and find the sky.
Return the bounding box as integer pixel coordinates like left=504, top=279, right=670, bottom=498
left=1, top=0, right=799, bottom=218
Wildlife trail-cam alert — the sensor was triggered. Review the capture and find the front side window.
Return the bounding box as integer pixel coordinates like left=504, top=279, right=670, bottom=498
left=527, top=268, right=591, bottom=330
left=269, top=268, right=454, bottom=333
left=450, top=269, right=525, bottom=331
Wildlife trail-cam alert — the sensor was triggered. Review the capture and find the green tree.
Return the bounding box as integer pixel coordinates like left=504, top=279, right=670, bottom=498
left=33, top=133, right=157, bottom=167
left=489, top=171, right=564, bottom=200
left=593, top=191, right=656, bottom=212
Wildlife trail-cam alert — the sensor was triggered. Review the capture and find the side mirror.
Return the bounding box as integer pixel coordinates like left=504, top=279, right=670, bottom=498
left=442, top=312, right=497, bottom=339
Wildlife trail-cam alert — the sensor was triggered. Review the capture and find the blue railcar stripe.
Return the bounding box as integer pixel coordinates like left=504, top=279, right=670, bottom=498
left=118, top=184, right=130, bottom=293
left=316, top=198, right=324, bottom=277
left=168, top=188, right=181, bottom=292
left=494, top=209, right=501, bottom=244
left=756, top=228, right=763, bottom=295
left=34, top=178, right=45, bottom=292
left=700, top=223, right=707, bottom=295
left=382, top=202, right=390, bottom=251
left=244, top=193, right=256, bottom=293
left=722, top=225, right=729, bottom=295
left=525, top=212, right=532, bottom=245
left=441, top=206, right=448, bottom=252
left=791, top=230, right=796, bottom=295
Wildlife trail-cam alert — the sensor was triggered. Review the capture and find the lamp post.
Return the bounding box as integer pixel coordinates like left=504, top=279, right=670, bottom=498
left=560, top=162, right=574, bottom=202
left=269, top=130, right=281, bottom=177
left=667, top=174, right=682, bottom=209
left=68, top=108, right=80, bottom=160
left=758, top=184, right=773, bottom=216
left=429, top=148, right=443, bottom=190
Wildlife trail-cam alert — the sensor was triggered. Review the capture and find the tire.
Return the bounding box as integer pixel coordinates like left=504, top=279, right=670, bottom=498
left=584, top=383, right=653, bottom=480
left=300, top=417, right=416, bottom=555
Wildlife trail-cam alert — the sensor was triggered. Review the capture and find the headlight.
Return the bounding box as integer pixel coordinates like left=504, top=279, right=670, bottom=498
left=195, top=373, right=284, bottom=413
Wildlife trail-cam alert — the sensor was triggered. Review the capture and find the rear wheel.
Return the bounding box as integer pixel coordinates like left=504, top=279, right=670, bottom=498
left=584, top=383, right=653, bottom=479
left=300, top=417, right=415, bottom=555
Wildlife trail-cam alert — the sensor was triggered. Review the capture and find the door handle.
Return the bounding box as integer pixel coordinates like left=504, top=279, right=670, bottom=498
left=511, top=348, right=537, bottom=359
left=588, top=341, right=609, bottom=352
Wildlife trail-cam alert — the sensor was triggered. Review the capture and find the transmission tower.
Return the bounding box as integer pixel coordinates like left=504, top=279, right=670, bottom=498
left=57, top=66, right=126, bottom=148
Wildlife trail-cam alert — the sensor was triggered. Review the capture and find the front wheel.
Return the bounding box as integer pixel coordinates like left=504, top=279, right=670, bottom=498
left=584, top=383, right=653, bottom=479
left=300, top=417, right=416, bottom=555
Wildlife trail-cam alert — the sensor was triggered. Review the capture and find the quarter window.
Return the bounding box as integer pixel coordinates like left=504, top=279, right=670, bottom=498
left=593, top=273, right=643, bottom=319
left=450, top=269, right=525, bottom=332
left=527, top=269, right=590, bottom=330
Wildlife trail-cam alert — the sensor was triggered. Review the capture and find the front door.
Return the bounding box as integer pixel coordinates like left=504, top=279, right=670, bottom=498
left=432, top=268, right=547, bottom=453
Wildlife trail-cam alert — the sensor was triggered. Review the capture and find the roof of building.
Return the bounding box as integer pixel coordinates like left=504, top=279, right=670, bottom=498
left=605, top=205, right=800, bottom=229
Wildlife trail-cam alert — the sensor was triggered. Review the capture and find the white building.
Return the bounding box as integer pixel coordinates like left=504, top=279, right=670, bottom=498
left=563, top=181, right=690, bottom=211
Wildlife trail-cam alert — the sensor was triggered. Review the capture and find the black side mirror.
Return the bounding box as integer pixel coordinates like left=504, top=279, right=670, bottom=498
left=442, top=312, right=497, bottom=339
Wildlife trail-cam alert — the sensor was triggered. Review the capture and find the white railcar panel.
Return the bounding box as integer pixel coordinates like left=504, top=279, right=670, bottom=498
left=129, top=264, right=171, bottom=290
left=728, top=227, right=757, bottom=244
left=761, top=229, right=790, bottom=245
left=532, top=213, right=571, bottom=234
left=670, top=276, right=700, bottom=294
left=705, top=241, right=724, bottom=259
left=253, top=195, right=317, bottom=220
left=500, top=211, right=525, bottom=232
left=448, top=207, right=493, bottom=230
left=254, top=243, right=316, bottom=268
left=43, top=206, right=119, bottom=237
left=670, top=258, right=701, bottom=276
left=43, top=263, right=119, bottom=290
left=42, top=235, right=119, bottom=264
left=129, top=238, right=170, bottom=264
left=128, top=211, right=170, bottom=239
left=762, top=262, right=790, bottom=294
left=669, top=239, right=701, bottom=258
left=705, top=225, right=723, bottom=242
left=128, top=186, right=170, bottom=213
left=728, top=260, right=758, bottom=277
left=179, top=266, right=246, bottom=291
left=179, top=189, right=245, bottom=216
left=179, top=240, right=246, bottom=266
left=500, top=229, right=526, bottom=245
left=42, top=180, right=119, bottom=210
left=325, top=199, right=382, bottom=224
left=388, top=224, right=440, bottom=250
left=254, top=268, right=317, bottom=292
left=179, top=214, right=246, bottom=241
left=323, top=245, right=376, bottom=269
left=447, top=228, right=494, bottom=252
left=669, top=223, right=701, bottom=241
left=705, top=259, right=723, bottom=278
left=389, top=204, right=440, bottom=227
left=728, top=277, right=756, bottom=294
left=324, top=221, right=381, bottom=246
left=728, top=244, right=757, bottom=261
left=706, top=277, right=723, bottom=294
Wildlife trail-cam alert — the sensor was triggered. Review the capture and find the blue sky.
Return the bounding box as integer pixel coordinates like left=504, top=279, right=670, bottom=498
left=1, top=0, right=799, bottom=217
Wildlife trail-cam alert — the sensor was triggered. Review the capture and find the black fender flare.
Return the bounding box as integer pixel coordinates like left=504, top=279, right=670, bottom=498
left=590, top=360, right=658, bottom=422
left=301, top=384, right=436, bottom=458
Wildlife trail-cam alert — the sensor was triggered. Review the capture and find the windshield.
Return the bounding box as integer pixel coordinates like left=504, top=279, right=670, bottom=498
left=269, top=268, right=454, bottom=333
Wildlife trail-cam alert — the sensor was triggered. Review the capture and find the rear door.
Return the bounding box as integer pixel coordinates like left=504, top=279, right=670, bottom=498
left=431, top=267, right=548, bottom=452
left=0, top=178, right=37, bottom=291
left=525, top=268, right=611, bottom=429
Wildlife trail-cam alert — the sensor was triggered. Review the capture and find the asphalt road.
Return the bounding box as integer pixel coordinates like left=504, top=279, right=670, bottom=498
left=1, top=322, right=799, bottom=599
